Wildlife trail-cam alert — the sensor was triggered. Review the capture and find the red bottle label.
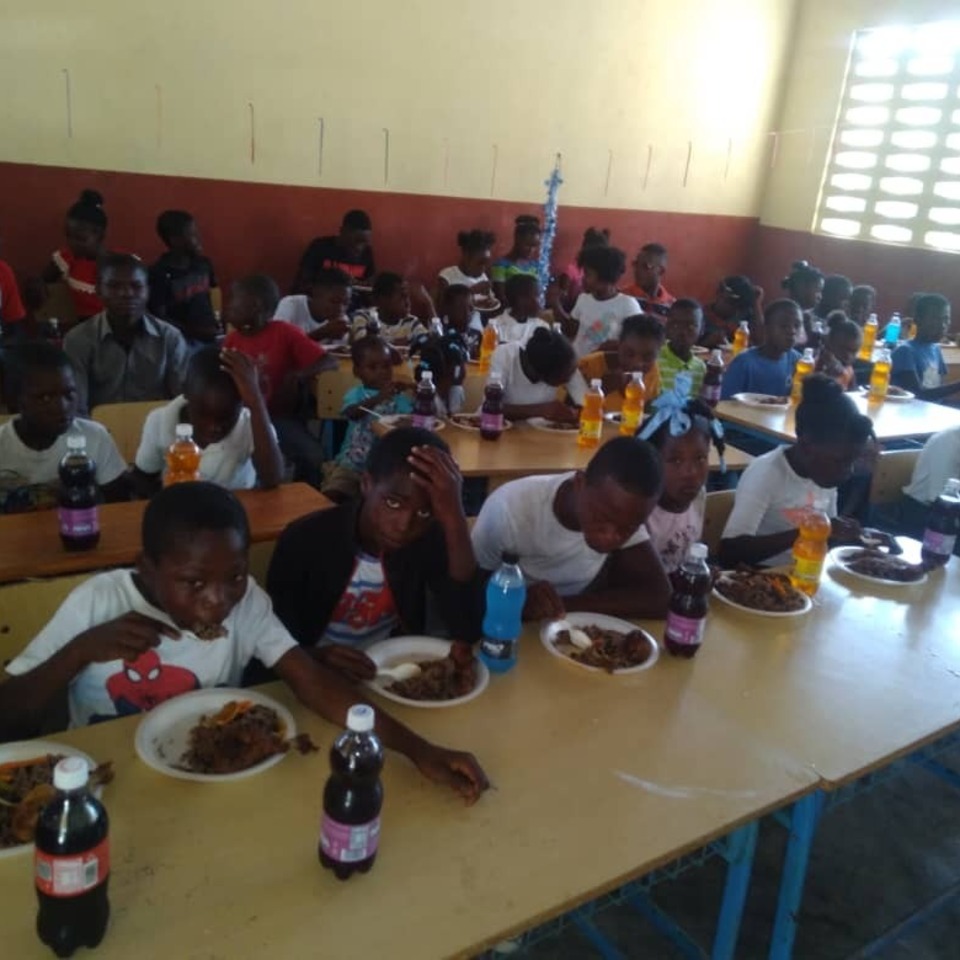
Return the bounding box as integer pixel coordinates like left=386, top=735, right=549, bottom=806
left=320, top=814, right=380, bottom=863
left=665, top=612, right=705, bottom=647
left=58, top=507, right=99, bottom=538
left=923, top=530, right=956, bottom=557
left=480, top=412, right=503, bottom=433
left=35, top=838, right=109, bottom=897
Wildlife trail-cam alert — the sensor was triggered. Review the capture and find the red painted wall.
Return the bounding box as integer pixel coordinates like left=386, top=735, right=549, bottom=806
left=0, top=162, right=756, bottom=309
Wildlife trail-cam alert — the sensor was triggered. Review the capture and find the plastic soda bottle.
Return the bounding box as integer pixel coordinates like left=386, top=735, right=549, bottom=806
left=35, top=757, right=110, bottom=958
left=319, top=705, right=384, bottom=880
left=868, top=347, right=892, bottom=402
left=789, top=497, right=831, bottom=596
left=478, top=323, right=497, bottom=373
left=479, top=552, right=526, bottom=674
left=921, top=477, right=960, bottom=568
left=883, top=311, right=902, bottom=347
left=700, top=350, right=724, bottom=408
left=790, top=348, right=815, bottom=403
left=731, top=320, right=750, bottom=356
left=619, top=372, right=645, bottom=436
left=577, top=378, right=604, bottom=448
left=58, top=434, right=100, bottom=552
left=480, top=375, right=505, bottom=441
left=164, top=423, right=202, bottom=486
left=858, top=312, right=879, bottom=361
left=412, top=369, right=437, bottom=430
left=664, top=543, right=712, bottom=658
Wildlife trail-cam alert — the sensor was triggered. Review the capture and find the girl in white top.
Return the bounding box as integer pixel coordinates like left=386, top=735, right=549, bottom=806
left=489, top=328, right=579, bottom=424
left=434, top=229, right=498, bottom=324
left=490, top=274, right=549, bottom=345
left=720, top=375, right=872, bottom=567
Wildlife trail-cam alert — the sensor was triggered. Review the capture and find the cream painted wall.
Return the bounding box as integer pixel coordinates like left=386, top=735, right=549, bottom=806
left=761, top=0, right=960, bottom=231
left=0, top=0, right=795, bottom=216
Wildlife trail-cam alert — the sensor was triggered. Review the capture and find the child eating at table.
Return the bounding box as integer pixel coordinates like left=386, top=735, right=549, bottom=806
left=0, top=481, right=488, bottom=804
left=471, top=437, right=670, bottom=620
left=720, top=299, right=802, bottom=399
left=659, top=299, right=707, bottom=395
left=441, top=284, right=483, bottom=356
left=490, top=216, right=540, bottom=304
left=269, top=428, right=485, bottom=686
left=351, top=273, right=430, bottom=346
left=489, top=327, right=580, bottom=423
left=275, top=267, right=352, bottom=343
left=0, top=342, right=128, bottom=513
left=132, top=345, right=284, bottom=495
left=719, top=375, right=870, bottom=568
left=435, top=228, right=496, bottom=316
left=815, top=313, right=862, bottom=391
left=322, top=336, right=414, bottom=503
left=490, top=274, right=548, bottom=345
left=899, top=425, right=960, bottom=554
left=637, top=375, right=725, bottom=572
left=892, top=293, right=960, bottom=402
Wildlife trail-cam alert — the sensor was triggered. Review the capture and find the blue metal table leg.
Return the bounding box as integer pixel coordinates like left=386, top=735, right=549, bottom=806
left=712, top=820, right=760, bottom=960
left=570, top=910, right=626, bottom=960
left=769, top=791, right=825, bottom=960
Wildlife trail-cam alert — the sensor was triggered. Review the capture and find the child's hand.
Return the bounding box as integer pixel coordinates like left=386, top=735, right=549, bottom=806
left=372, top=382, right=407, bottom=408
left=312, top=644, right=377, bottom=683
left=73, top=613, right=179, bottom=664
left=523, top=582, right=565, bottom=622
left=448, top=640, right=477, bottom=695
left=544, top=401, right=579, bottom=424
left=831, top=516, right=862, bottom=544
left=410, top=742, right=490, bottom=805
left=407, top=445, right=464, bottom=527
left=319, top=317, right=350, bottom=341
left=220, top=349, right=262, bottom=406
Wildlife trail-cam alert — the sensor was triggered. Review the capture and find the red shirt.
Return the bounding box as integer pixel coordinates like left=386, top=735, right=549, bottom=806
left=622, top=282, right=675, bottom=319
left=52, top=247, right=102, bottom=319
left=223, top=320, right=326, bottom=411
left=0, top=260, right=26, bottom=324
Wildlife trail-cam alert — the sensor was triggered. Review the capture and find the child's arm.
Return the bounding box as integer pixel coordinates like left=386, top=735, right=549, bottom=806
left=220, top=349, right=284, bottom=489
left=718, top=529, right=798, bottom=568
left=565, top=541, right=672, bottom=619
left=546, top=282, right=577, bottom=338
left=272, top=648, right=489, bottom=804
left=341, top=383, right=408, bottom=421
left=409, top=283, right=438, bottom=323
left=308, top=317, right=350, bottom=341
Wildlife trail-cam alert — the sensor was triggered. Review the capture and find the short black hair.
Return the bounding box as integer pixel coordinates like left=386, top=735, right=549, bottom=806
left=67, top=189, right=107, bottom=230
left=234, top=274, right=280, bottom=315
left=850, top=284, right=876, bottom=305
left=351, top=334, right=391, bottom=366
left=457, top=229, right=495, bottom=253
left=718, top=275, right=760, bottom=325
left=782, top=260, right=824, bottom=291
left=915, top=292, right=950, bottom=324
left=579, top=245, right=627, bottom=284
left=669, top=297, right=703, bottom=315
left=524, top=327, right=576, bottom=382
left=639, top=242, right=667, bottom=259
left=156, top=209, right=194, bottom=245
left=444, top=283, right=472, bottom=300
left=372, top=271, right=405, bottom=300
left=366, top=426, right=450, bottom=482
left=311, top=267, right=352, bottom=291
left=825, top=311, right=861, bottom=342
left=584, top=437, right=662, bottom=498
left=504, top=273, right=539, bottom=307
left=822, top=274, right=852, bottom=302
left=5, top=341, right=73, bottom=400
left=620, top=314, right=666, bottom=342
left=796, top=375, right=873, bottom=446
left=97, top=252, right=147, bottom=281
left=513, top=215, right=541, bottom=240
left=341, top=209, right=372, bottom=232
left=409, top=331, right=469, bottom=386
left=764, top=297, right=802, bottom=325
left=184, top=346, right=240, bottom=403
left=142, top=481, right=250, bottom=562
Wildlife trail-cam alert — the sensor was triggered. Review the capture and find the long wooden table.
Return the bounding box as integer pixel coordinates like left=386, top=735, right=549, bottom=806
left=943, top=344, right=959, bottom=383
left=716, top=394, right=960, bottom=444
left=0, top=484, right=330, bottom=585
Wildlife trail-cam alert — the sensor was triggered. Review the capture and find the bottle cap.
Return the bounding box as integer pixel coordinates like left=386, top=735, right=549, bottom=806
left=421, top=370, right=434, bottom=384
left=347, top=704, right=375, bottom=733
left=53, top=756, right=90, bottom=791
left=688, top=543, right=708, bottom=560
left=175, top=423, right=194, bottom=440
left=590, top=378, right=602, bottom=389
left=632, top=371, right=645, bottom=385
left=868, top=313, right=878, bottom=324
left=802, top=348, right=814, bottom=361
left=65, top=434, right=86, bottom=451
left=502, top=551, right=520, bottom=565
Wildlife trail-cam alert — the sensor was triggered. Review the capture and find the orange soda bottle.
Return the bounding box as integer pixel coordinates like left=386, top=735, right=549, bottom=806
left=164, top=423, right=202, bottom=486
left=619, top=372, right=645, bottom=436
left=478, top=323, right=497, bottom=374
left=868, top=346, right=892, bottom=402
left=790, top=348, right=815, bottom=404
left=578, top=378, right=604, bottom=448
left=790, top=496, right=831, bottom=596
left=858, top=312, right=878, bottom=361
left=731, top=320, right=750, bottom=356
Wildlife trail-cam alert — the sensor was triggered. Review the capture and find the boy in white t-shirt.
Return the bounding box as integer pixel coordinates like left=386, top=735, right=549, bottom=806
left=0, top=482, right=488, bottom=804
left=132, top=346, right=284, bottom=495
left=471, top=437, right=670, bottom=620
left=274, top=268, right=352, bottom=343
left=489, top=274, right=548, bottom=345
left=0, top=342, right=128, bottom=513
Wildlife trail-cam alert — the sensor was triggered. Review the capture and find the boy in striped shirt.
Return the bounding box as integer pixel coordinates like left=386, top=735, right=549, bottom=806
left=659, top=299, right=706, bottom=395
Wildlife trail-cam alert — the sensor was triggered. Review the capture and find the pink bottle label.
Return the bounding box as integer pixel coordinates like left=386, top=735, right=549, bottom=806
left=412, top=414, right=434, bottom=430
left=480, top=412, right=503, bottom=432
left=923, top=530, right=956, bottom=556
left=58, top=507, right=99, bottom=538
left=320, top=814, right=380, bottom=863
left=665, top=612, right=706, bottom=647
left=701, top=384, right=721, bottom=403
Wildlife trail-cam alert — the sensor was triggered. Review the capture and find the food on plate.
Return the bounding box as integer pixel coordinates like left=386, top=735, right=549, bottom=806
left=715, top=569, right=807, bottom=613
left=553, top=625, right=652, bottom=672
left=450, top=414, right=482, bottom=429
left=755, top=395, right=789, bottom=405
left=387, top=657, right=474, bottom=701
left=0, top=754, right=114, bottom=848
left=544, top=420, right=578, bottom=431
left=842, top=549, right=925, bottom=583
left=178, top=701, right=314, bottom=775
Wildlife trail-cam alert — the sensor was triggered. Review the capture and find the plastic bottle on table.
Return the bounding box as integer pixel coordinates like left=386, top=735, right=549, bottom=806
left=858, top=312, right=879, bottom=361
left=731, top=321, right=750, bottom=356
left=480, top=374, right=505, bottom=441
left=478, top=323, right=497, bottom=374
left=664, top=543, right=712, bottom=658
left=35, top=757, right=110, bottom=958
left=789, top=496, right=831, bottom=596
left=58, top=434, right=100, bottom=552
left=883, top=311, right=902, bottom=347
left=619, top=372, right=645, bottom=436
left=577, top=378, right=604, bottom=448
left=700, top=350, right=724, bottom=408
left=412, top=370, right=437, bottom=430
left=790, top=348, right=815, bottom=403
left=319, top=704, right=384, bottom=880
left=868, top=347, right=892, bottom=402
left=921, top=477, right=960, bottom=568
left=164, top=423, right=202, bottom=486
left=479, top=552, right=526, bottom=674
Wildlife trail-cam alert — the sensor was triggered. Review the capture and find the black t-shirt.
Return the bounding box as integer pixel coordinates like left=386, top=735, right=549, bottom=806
left=294, top=236, right=375, bottom=293
left=148, top=253, right=218, bottom=342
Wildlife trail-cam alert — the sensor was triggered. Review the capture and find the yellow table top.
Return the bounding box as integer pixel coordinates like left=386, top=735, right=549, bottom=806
left=0, top=642, right=813, bottom=960
left=716, top=394, right=960, bottom=443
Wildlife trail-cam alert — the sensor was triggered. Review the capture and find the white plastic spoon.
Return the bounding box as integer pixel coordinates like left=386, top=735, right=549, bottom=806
left=376, top=662, right=422, bottom=682
left=553, top=620, right=593, bottom=650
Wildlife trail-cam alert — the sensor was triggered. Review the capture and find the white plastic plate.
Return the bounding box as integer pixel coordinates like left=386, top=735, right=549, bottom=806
left=732, top=393, right=790, bottom=409
left=712, top=576, right=813, bottom=617
left=829, top=546, right=928, bottom=588
left=540, top=613, right=660, bottom=675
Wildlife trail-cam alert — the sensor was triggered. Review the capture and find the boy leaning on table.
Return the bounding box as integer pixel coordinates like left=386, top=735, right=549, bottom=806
left=0, top=482, right=489, bottom=805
